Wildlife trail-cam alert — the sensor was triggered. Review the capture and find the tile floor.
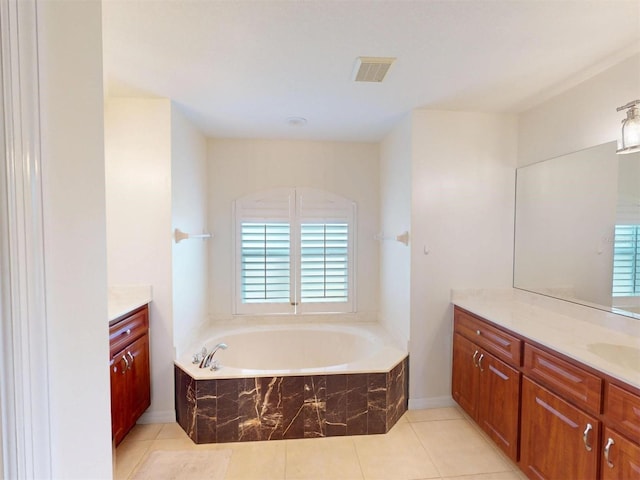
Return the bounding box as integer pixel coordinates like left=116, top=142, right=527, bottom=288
left=115, top=407, right=528, bottom=480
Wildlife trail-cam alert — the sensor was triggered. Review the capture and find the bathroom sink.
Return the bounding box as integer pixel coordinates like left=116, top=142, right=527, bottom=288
left=587, top=343, right=640, bottom=372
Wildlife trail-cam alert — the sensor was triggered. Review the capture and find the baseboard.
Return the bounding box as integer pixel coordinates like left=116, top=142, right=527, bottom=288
left=137, top=410, right=176, bottom=425
left=408, top=396, right=456, bottom=410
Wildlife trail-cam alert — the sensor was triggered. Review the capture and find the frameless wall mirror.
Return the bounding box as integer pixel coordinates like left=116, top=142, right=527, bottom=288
left=514, top=141, right=640, bottom=319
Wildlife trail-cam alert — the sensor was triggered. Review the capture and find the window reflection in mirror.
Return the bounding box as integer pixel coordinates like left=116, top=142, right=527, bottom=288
left=514, top=141, right=640, bottom=319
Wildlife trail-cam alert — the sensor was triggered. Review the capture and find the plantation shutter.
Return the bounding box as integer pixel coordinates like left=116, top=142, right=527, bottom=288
left=234, top=187, right=355, bottom=314
left=234, top=189, right=295, bottom=314
left=612, top=225, right=640, bottom=296
left=296, top=188, right=355, bottom=313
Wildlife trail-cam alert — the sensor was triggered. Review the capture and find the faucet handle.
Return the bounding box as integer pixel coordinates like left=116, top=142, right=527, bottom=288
left=210, top=360, right=221, bottom=371
left=192, top=346, right=209, bottom=365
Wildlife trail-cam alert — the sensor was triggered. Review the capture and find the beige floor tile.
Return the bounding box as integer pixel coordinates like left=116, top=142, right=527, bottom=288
left=353, top=423, right=440, bottom=480
left=445, top=471, right=525, bottom=480
left=224, top=440, right=286, bottom=479
left=394, top=411, right=410, bottom=425
left=147, top=437, right=202, bottom=451
left=156, top=422, right=190, bottom=440
left=114, top=439, right=153, bottom=480
left=406, top=406, right=463, bottom=423
left=412, top=419, right=513, bottom=477
left=123, top=423, right=163, bottom=442
left=285, top=436, right=363, bottom=480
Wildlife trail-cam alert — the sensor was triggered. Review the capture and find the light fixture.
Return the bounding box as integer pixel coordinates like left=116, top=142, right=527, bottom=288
left=286, top=116, right=307, bottom=127
left=616, top=99, right=640, bottom=154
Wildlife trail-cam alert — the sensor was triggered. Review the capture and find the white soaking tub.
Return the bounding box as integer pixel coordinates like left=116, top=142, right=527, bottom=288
left=176, top=322, right=407, bottom=379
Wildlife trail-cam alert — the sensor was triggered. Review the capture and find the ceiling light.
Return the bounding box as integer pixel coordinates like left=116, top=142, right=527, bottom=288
left=616, top=99, right=640, bottom=154
left=353, top=57, right=396, bottom=83
left=286, top=116, right=307, bottom=127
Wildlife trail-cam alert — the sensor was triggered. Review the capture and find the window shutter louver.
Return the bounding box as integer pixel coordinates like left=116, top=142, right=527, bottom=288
left=240, top=223, right=290, bottom=303
left=300, top=223, right=349, bottom=303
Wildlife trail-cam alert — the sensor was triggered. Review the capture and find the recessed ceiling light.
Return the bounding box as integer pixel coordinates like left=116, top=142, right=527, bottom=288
left=353, top=57, right=396, bottom=83
left=286, top=116, right=307, bottom=127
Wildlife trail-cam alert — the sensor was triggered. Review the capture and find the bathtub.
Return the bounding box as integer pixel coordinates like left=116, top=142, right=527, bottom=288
left=174, top=322, right=408, bottom=444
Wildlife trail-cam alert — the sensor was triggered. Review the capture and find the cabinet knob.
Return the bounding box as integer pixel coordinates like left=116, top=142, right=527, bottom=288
left=476, top=329, right=481, bottom=336
left=604, top=437, right=615, bottom=468
left=126, top=329, right=131, bottom=335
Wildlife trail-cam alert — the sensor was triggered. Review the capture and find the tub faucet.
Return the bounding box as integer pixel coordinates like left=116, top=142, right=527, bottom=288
left=199, top=342, right=228, bottom=369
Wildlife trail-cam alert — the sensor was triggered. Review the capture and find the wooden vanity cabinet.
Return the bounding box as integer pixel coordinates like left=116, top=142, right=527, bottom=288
left=452, top=310, right=521, bottom=461
left=109, top=305, right=150, bottom=446
left=452, top=305, right=640, bottom=480
left=601, top=383, right=640, bottom=479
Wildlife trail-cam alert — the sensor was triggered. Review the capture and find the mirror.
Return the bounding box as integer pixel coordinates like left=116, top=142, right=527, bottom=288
left=514, top=141, right=640, bottom=319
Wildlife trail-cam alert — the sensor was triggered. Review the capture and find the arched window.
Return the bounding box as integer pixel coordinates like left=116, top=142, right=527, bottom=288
left=233, top=187, right=356, bottom=314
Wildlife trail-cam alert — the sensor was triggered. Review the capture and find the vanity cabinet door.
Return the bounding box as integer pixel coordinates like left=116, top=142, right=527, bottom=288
left=452, top=333, right=480, bottom=420
left=601, top=427, right=640, bottom=480
left=478, top=351, right=520, bottom=461
left=110, top=353, right=128, bottom=445
left=520, top=376, right=600, bottom=480
left=126, top=334, right=151, bottom=426
left=452, top=332, right=520, bottom=461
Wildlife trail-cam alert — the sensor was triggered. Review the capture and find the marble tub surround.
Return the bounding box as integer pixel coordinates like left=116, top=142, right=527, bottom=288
left=108, top=285, right=152, bottom=323
left=175, top=356, right=408, bottom=444
left=451, top=288, right=640, bottom=389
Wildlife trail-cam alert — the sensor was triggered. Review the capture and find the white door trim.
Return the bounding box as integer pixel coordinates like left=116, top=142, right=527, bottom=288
left=0, top=0, right=52, bottom=477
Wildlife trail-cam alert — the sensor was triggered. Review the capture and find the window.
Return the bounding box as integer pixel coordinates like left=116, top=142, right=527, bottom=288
left=234, top=188, right=355, bottom=314
left=612, top=225, right=640, bottom=297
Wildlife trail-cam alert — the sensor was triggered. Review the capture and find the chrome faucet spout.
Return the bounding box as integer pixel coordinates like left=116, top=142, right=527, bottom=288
left=199, top=342, right=228, bottom=369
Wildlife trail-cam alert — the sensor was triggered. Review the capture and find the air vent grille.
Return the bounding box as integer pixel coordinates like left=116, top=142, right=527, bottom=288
left=353, top=57, right=396, bottom=83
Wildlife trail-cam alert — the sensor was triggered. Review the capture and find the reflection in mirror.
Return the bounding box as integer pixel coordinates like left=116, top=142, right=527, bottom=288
left=514, top=141, right=640, bottom=319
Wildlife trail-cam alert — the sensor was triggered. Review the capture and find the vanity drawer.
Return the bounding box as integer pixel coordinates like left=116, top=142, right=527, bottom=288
left=605, top=383, right=640, bottom=443
left=454, top=308, right=522, bottom=367
left=109, top=307, right=148, bottom=356
left=524, top=344, right=602, bottom=415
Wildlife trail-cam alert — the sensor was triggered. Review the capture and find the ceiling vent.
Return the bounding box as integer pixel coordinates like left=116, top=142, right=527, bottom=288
left=353, top=57, right=396, bottom=83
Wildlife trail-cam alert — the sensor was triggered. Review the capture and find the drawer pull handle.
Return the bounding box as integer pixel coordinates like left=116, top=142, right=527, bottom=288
left=582, top=423, right=593, bottom=452
left=121, top=355, right=129, bottom=374
left=472, top=350, right=480, bottom=368
left=127, top=351, right=134, bottom=368
left=478, top=353, right=485, bottom=372
left=604, top=437, right=615, bottom=468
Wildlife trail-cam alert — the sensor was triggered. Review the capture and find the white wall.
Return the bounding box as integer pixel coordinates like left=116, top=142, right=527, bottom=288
left=171, top=108, right=209, bottom=356
left=104, top=98, right=175, bottom=422
left=409, top=110, right=517, bottom=407
left=207, top=139, right=380, bottom=321
left=518, top=53, right=640, bottom=166
left=379, top=115, right=412, bottom=348
left=37, top=0, right=112, bottom=477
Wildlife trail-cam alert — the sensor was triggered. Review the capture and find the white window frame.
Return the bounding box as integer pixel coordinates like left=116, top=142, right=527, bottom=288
left=233, top=187, right=356, bottom=315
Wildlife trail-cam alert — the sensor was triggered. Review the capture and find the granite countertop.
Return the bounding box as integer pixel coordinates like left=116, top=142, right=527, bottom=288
left=108, top=285, right=152, bottom=324
left=451, top=288, right=640, bottom=390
